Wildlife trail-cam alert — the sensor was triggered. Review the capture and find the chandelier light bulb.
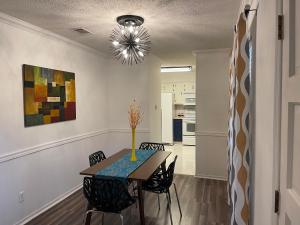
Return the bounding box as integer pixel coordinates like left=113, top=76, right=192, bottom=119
left=135, top=38, right=140, bottom=43
left=134, top=30, right=138, bottom=35
left=112, top=41, right=119, bottom=46
left=122, top=49, right=127, bottom=55
left=128, top=26, right=134, bottom=33
left=138, top=51, right=144, bottom=57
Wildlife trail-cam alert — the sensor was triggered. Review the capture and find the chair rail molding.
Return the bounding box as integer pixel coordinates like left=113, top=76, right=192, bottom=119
left=109, top=128, right=150, bottom=134
left=0, top=128, right=151, bottom=163
left=0, top=129, right=109, bottom=163
left=196, top=131, right=227, bottom=137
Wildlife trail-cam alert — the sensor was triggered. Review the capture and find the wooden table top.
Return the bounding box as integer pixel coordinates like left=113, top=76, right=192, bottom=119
left=80, top=149, right=171, bottom=181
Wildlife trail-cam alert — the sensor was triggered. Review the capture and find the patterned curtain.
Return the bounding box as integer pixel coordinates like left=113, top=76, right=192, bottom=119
left=227, top=13, right=250, bottom=225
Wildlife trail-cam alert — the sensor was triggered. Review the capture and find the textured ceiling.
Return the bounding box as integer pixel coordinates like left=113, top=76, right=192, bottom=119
left=0, top=0, right=240, bottom=65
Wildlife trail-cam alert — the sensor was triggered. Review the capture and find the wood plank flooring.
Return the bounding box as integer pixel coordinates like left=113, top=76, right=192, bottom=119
left=25, top=175, right=229, bottom=225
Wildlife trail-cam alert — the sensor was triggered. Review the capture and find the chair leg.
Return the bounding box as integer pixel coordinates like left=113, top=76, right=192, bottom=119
left=157, top=194, right=161, bottom=210
left=119, top=214, right=124, bottom=225
left=101, top=213, right=104, bottom=225
left=83, top=210, right=93, bottom=225
left=166, top=193, right=173, bottom=225
left=83, top=211, right=88, bottom=225
left=167, top=190, right=172, bottom=203
left=173, top=183, right=182, bottom=217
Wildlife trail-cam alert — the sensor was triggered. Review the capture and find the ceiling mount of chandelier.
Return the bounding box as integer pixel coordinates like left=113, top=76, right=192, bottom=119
left=110, top=15, right=151, bottom=65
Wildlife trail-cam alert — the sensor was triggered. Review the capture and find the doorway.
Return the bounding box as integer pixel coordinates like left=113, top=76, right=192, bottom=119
left=160, top=66, right=196, bottom=176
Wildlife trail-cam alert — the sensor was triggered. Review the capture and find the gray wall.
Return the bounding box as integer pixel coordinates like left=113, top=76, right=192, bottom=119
left=0, top=13, right=161, bottom=225
left=195, top=49, right=230, bottom=180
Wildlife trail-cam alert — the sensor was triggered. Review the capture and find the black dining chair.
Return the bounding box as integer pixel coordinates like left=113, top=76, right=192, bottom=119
left=89, top=150, right=106, bottom=166
left=83, top=177, right=136, bottom=225
left=139, top=142, right=165, bottom=151
left=142, top=155, right=182, bottom=225
left=139, top=142, right=167, bottom=196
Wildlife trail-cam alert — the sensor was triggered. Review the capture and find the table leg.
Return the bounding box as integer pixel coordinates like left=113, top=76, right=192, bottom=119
left=137, top=180, right=145, bottom=225
left=84, top=203, right=92, bottom=225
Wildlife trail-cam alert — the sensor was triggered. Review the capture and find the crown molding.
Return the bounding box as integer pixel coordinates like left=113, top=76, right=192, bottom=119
left=0, top=11, right=109, bottom=58
left=192, top=48, right=231, bottom=56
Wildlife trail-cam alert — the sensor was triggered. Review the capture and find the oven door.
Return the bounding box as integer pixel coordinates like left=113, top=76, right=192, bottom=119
left=182, top=119, right=196, bottom=135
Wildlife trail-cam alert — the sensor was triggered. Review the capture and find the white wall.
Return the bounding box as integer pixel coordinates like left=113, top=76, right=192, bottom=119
left=0, top=14, right=110, bottom=225
left=195, top=49, right=229, bottom=180
left=106, top=55, right=162, bottom=151
left=148, top=57, right=162, bottom=142
left=160, top=70, right=196, bottom=83
left=0, top=13, right=162, bottom=225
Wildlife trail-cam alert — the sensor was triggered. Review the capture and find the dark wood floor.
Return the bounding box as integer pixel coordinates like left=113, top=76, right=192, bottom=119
left=25, top=175, right=229, bottom=225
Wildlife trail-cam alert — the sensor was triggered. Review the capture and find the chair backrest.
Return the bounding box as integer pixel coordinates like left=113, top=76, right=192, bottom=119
left=83, top=177, right=135, bottom=213
left=89, top=150, right=106, bottom=166
left=139, top=142, right=165, bottom=151
left=164, top=155, right=178, bottom=188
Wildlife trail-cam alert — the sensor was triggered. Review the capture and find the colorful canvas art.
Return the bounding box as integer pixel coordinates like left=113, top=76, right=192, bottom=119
left=23, top=64, right=76, bottom=127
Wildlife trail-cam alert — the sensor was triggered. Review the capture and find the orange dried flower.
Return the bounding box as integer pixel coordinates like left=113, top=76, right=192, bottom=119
left=128, top=99, right=142, bottom=129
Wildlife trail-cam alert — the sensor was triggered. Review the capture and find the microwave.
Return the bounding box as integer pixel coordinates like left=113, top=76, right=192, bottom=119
left=184, top=93, right=196, bottom=105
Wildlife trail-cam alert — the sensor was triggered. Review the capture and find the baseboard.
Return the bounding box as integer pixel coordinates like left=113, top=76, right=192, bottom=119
left=14, top=183, right=83, bottom=225
left=195, top=174, right=228, bottom=181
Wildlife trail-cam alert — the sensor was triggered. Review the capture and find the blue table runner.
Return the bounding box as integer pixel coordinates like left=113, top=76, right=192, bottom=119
left=96, top=150, right=156, bottom=179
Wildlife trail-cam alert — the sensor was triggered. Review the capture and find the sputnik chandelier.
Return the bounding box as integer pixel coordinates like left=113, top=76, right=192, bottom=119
left=110, top=15, right=151, bottom=65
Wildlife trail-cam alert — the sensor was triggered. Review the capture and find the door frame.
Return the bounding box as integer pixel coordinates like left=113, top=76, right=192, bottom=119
left=272, top=0, right=283, bottom=225
left=246, top=0, right=283, bottom=224
left=273, top=0, right=283, bottom=224
left=272, top=0, right=283, bottom=224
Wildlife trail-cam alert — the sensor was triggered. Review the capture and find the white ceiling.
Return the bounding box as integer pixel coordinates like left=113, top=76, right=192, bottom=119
left=0, top=0, right=240, bottom=65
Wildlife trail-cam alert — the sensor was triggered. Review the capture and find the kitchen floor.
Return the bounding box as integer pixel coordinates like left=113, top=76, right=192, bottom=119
left=165, top=143, right=195, bottom=175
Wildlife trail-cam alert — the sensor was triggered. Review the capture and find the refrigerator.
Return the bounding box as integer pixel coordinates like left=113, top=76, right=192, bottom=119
left=161, top=93, right=174, bottom=144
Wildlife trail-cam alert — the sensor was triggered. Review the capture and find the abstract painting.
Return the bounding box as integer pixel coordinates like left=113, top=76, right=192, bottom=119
left=23, top=64, right=76, bottom=127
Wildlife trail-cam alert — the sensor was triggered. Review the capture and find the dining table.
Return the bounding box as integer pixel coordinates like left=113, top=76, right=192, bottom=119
left=80, top=148, right=171, bottom=225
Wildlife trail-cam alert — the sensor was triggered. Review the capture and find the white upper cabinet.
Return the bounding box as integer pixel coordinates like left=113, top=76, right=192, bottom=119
left=161, top=81, right=195, bottom=104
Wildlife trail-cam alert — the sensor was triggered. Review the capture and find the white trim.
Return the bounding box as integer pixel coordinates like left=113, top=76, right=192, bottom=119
left=192, top=48, right=231, bottom=55
left=14, top=183, right=83, bottom=225
left=272, top=0, right=283, bottom=225
left=0, top=12, right=107, bottom=58
left=195, top=174, right=227, bottom=181
left=0, top=129, right=109, bottom=163
left=109, top=128, right=150, bottom=134
left=196, top=131, right=227, bottom=137
left=0, top=128, right=151, bottom=163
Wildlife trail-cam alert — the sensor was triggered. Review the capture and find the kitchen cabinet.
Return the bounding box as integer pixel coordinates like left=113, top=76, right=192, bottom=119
left=161, top=82, right=195, bottom=105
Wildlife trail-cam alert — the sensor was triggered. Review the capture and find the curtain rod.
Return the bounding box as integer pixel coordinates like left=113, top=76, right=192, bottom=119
left=233, top=4, right=258, bottom=32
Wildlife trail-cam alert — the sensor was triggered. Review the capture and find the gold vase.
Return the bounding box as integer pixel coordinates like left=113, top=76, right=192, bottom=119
left=130, top=128, right=137, bottom=161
